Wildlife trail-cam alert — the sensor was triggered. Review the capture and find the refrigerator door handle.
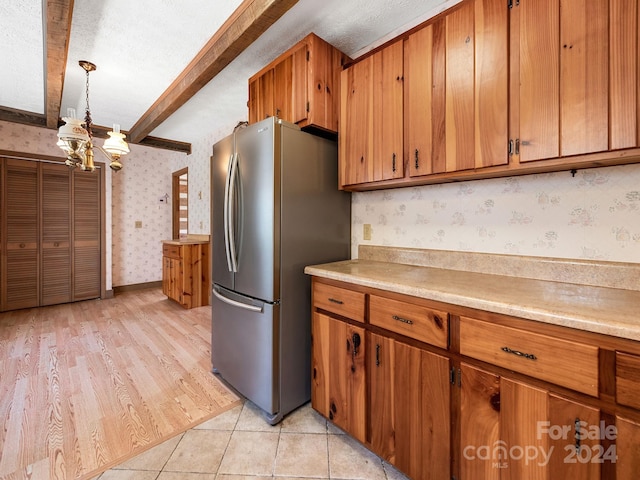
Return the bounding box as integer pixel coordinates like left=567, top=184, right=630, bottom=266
left=223, top=153, right=234, bottom=272
left=212, top=287, right=263, bottom=313
left=228, top=152, right=239, bottom=273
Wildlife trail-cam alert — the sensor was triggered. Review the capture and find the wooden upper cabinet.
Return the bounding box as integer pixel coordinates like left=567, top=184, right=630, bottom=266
left=372, top=40, right=405, bottom=181
left=248, top=33, right=349, bottom=133
left=405, top=19, right=446, bottom=177
left=609, top=0, right=638, bottom=150
left=341, top=41, right=404, bottom=186
left=340, top=55, right=373, bottom=186
left=514, top=0, right=610, bottom=162
left=446, top=0, right=508, bottom=172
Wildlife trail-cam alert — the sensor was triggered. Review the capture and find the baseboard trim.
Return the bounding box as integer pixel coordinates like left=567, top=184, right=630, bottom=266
left=113, top=281, right=163, bottom=294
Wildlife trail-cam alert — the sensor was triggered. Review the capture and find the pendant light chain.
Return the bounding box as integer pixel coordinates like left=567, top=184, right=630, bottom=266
left=84, top=67, right=93, bottom=138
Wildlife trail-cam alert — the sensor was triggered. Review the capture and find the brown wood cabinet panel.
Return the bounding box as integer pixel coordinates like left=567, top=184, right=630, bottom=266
left=559, top=0, right=608, bottom=157
left=460, top=316, right=599, bottom=396
left=369, top=294, right=448, bottom=348
left=405, top=21, right=446, bottom=177
left=610, top=0, right=638, bottom=150
left=291, top=43, right=308, bottom=124
left=372, top=40, right=404, bottom=181
left=273, top=55, right=293, bottom=121
left=321, top=312, right=366, bottom=442
left=369, top=333, right=450, bottom=480
left=460, top=363, right=500, bottom=480
left=474, top=0, right=508, bottom=168
left=514, top=0, right=560, bottom=162
left=616, top=351, right=640, bottom=409
left=340, top=57, right=373, bottom=186
left=500, top=378, right=549, bottom=479
left=547, top=394, right=601, bottom=480
left=368, top=332, right=395, bottom=461
left=616, top=416, right=640, bottom=479
left=445, top=1, right=476, bottom=171
left=248, top=70, right=274, bottom=123
left=312, top=281, right=365, bottom=322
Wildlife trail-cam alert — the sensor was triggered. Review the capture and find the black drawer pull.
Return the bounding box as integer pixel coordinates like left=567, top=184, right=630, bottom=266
left=502, top=346, right=537, bottom=361
left=392, top=315, right=414, bottom=325
left=328, top=298, right=343, bottom=305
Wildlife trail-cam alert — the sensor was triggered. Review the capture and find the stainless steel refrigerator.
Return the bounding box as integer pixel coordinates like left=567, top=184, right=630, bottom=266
left=210, top=117, right=350, bottom=424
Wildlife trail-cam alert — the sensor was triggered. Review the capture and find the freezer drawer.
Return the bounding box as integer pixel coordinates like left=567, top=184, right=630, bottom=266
left=211, top=284, right=279, bottom=416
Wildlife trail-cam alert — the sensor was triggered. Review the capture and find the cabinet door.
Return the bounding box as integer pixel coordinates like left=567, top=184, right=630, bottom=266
left=460, top=364, right=602, bottom=480
left=248, top=70, right=274, bottom=123
left=406, top=19, right=446, bottom=177
left=41, top=163, right=71, bottom=306
left=616, top=416, right=640, bottom=479
left=2, top=159, right=39, bottom=311
left=515, top=0, right=608, bottom=162
left=73, top=171, right=101, bottom=301
left=369, top=333, right=450, bottom=479
left=162, top=256, right=171, bottom=297
left=460, top=364, right=500, bottom=480
left=368, top=333, right=395, bottom=461
left=273, top=55, right=293, bottom=121
left=340, top=56, right=373, bottom=186
left=291, top=43, right=308, bottom=124
left=372, top=40, right=404, bottom=180
left=446, top=0, right=508, bottom=172
left=311, top=312, right=366, bottom=442
left=609, top=0, right=638, bottom=150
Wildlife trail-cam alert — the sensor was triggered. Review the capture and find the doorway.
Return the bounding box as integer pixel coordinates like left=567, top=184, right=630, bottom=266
left=172, top=168, right=188, bottom=239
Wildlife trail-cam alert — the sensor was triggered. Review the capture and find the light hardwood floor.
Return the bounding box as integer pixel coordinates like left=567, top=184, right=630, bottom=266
left=0, top=288, right=240, bottom=480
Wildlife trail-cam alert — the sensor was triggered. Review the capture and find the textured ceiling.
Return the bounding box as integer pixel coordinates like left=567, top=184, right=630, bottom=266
left=1, top=0, right=461, bottom=146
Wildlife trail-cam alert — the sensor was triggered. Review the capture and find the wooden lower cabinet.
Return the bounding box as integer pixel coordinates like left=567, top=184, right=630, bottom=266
left=161, top=242, right=209, bottom=309
left=311, top=312, right=366, bottom=442
left=310, top=277, right=640, bottom=480
left=461, top=363, right=606, bottom=479
left=369, top=332, right=450, bottom=479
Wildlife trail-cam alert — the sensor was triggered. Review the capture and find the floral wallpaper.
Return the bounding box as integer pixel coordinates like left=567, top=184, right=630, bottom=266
left=352, top=164, right=640, bottom=264
left=111, top=143, right=185, bottom=286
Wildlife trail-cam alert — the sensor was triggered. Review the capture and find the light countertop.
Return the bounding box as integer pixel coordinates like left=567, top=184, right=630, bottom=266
left=305, top=259, right=640, bottom=342
left=162, top=239, right=209, bottom=245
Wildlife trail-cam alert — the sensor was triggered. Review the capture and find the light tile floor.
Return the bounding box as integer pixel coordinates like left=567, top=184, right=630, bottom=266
left=94, top=401, right=410, bottom=480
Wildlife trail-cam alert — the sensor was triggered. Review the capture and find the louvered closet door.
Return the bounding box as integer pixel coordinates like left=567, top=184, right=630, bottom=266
left=41, top=163, right=72, bottom=305
left=2, top=159, right=39, bottom=310
left=73, top=171, right=101, bottom=301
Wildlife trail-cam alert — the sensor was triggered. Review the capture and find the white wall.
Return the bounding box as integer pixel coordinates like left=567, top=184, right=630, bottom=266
left=352, top=164, right=640, bottom=263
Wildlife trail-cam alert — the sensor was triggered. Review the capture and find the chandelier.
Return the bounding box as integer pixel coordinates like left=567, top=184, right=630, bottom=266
left=57, top=60, right=130, bottom=172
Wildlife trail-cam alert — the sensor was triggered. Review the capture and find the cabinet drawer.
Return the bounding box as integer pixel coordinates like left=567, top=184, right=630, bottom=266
left=369, top=295, right=449, bottom=349
left=313, top=282, right=365, bottom=323
left=162, top=244, right=181, bottom=259
left=459, top=317, right=599, bottom=396
left=616, top=352, right=640, bottom=409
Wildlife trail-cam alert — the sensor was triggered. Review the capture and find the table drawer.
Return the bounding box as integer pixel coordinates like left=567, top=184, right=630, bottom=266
left=369, top=295, right=448, bottom=349
left=313, top=282, right=365, bottom=323
left=616, top=352, right=640, bottom=409
left=163, top=243, right=181, bottom=259
left=460, top=317, right=599, bottom=396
